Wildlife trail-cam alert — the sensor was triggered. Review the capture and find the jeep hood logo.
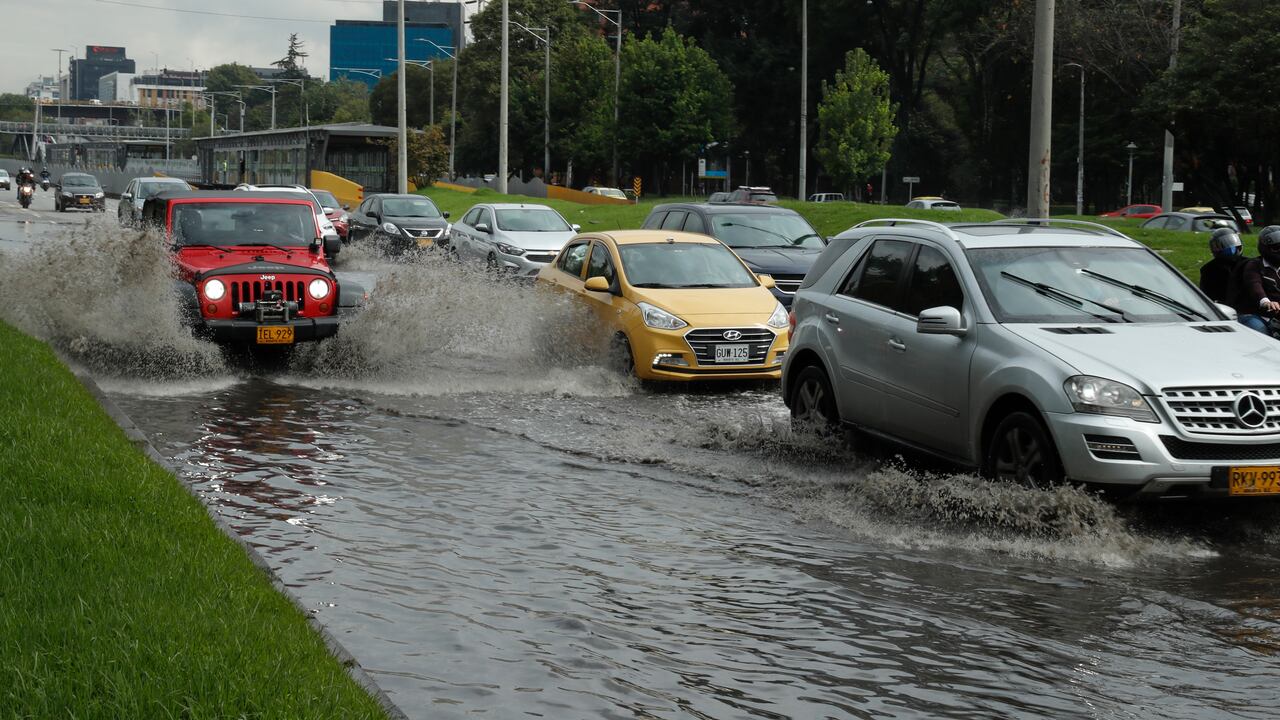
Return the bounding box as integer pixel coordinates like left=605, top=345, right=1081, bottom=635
left=260, top=275, right=277, bottom=281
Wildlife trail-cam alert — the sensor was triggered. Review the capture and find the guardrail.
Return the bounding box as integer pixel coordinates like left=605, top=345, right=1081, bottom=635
left=0, top=120, right=191, bottom=141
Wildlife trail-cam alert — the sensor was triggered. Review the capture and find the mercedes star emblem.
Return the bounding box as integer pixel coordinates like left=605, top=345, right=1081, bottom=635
left=722, top=330, right=743, bottom=341
left=1234, top=393, right=1269, bottom=428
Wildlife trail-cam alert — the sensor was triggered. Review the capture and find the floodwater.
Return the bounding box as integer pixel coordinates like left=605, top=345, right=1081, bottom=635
left=5, top=207, right=1280, bottom=718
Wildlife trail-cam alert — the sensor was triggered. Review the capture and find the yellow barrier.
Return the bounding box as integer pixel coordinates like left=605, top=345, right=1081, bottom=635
left=548, top=185, right=632, bottom=206
left=310, top=170, right=364, bottom=210
left=433, top=181, right=478, bottom=194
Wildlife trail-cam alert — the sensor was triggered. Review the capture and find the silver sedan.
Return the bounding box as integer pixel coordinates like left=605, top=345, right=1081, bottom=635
left=449, top=203, right=580, bottom=278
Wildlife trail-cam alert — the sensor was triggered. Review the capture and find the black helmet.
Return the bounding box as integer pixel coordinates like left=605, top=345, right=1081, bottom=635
left=1258, top=226, right=1280, bottom=262
left=1209, top=227, right=1242, bottom=257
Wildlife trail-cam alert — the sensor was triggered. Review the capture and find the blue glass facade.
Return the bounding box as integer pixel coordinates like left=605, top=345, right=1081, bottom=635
left=329, top=21, right=456, bottom=89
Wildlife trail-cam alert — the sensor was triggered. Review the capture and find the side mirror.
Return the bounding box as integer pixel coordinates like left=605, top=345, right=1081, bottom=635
left=917, top=306, right=967, bottom=336
left=121, top=192, right=131, bottom=200
left=584, top=276, right=611, bottom=293
left=475, top=222, right=492, bottom=234
left=757, top=273, right=776, bottom=289
left=342, top=204, right=351, bottom=211
left=571, top=224, right=581, bottom=232
left=1216, top=303, right=1239, bottom=321
left=442, top=211, right=451, bottom=219
left=310, top=237, right=324, bottom=253
left=324, top=235, right=342, bottom=257
left=369, top=212, right=380, bottom=222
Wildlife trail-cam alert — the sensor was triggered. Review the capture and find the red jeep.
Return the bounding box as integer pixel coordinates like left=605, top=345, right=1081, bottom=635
left=142, top=190, right=361, bottom=345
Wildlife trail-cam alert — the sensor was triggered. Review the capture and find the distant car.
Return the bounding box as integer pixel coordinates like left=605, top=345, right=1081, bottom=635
left=726, top=186, right=778, bottom=205
left=118, top=176, right=192, bottom=226
left=708, top=192, right=731, bottom=203
left=808, top=192, right=845, bottom=203
left=642, top=202, right=825, bottom=307
left=583, top=186, right=628, bottom=200
left=1230, top=206, right=1254, bottom=226
left=308, top=188, right=350, bottom=240
left=1141, top=212, right=1239, bottom=233
left=450, top=203, right=580, bottom=278
left=906, top=197, right=961, bottom=211
left=1100, top=204, right=1162, bottom=219
left=233, top=184, right=340, bottom=250
left=1179, top=206, right=1216, bottom=213
left=0, top=169, right=9, bottom=190
left=347, top=193, right=450, bottom=254
left=54, top=172, right=105, bottom=212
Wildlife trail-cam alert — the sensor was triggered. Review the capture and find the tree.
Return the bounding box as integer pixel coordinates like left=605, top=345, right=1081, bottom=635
left=618, top=27, right=734, bottom=195
left=384, top=126, right=450, bottom=187
left=0, top=93, right=33, bottom=122
left=369, top=65, right=434, bottom=128
left=273, top=33, right=310, bottom=78
left=815, top=49, right=899, bottom=193
left=308, top=78, right=370, bottom=125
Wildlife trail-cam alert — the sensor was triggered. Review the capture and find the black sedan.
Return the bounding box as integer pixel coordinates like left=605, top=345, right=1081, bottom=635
left=347, top=193, right=451, bottom=255
left=55, top=173, right=106, bottom=212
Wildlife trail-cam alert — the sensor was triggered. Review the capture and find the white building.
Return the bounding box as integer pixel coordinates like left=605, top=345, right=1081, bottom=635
left=98, top=72, right=136, bottom=103
left=25, top=76, right=60, bottom=101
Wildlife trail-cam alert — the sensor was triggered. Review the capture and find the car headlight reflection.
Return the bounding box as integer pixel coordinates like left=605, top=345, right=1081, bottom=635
left=638, top=302, right=688, bottom=330
left=308, top=278, right=330, bottom=299
left=766, top=302, right=789, bottom=329
left=1064, top=375, right=1157, bottom=423
left=203, top=279, right=226, bottom=301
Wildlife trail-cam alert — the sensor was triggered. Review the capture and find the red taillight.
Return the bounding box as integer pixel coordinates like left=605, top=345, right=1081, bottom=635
left=788, top=310, right=796, bottom=335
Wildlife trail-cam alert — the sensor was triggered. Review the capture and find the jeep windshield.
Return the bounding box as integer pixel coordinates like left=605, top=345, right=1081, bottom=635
left=619, top=242, right=757, bottom=289
left=711, top=213, right=823, bottom=249
left=968, top=246, right=1218, bottom=323
left=171, top=202, right=318, bottom=249
left=382, top=198, right=442, bottom=218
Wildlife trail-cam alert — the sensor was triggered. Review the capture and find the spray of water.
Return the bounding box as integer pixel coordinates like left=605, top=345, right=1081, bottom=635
left=0, top=216, right=225, bottom=378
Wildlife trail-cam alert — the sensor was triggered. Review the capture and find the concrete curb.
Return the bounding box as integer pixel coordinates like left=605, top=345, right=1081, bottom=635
left=73, top=369, right=409, bottom=720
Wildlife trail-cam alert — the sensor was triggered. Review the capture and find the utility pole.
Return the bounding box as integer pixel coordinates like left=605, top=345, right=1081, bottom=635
left=1025, top=0, right=1054, bottom=217
left=1161, top=0, right=1182, bottom=211
left=52, top=48, right=68, bottom=125
left=499, top=0, right=509, bottom=194
left=1064, top=63, right=1085, bottom=215
left=798, top=0, right=808, bottom=201
left=397, top=0, right=408, bottom=193
left=545, top=27, right=551, bottom=181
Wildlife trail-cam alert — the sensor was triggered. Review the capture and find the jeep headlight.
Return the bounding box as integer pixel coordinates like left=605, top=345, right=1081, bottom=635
left=495, top=241, right=525, bottom=256
left=1064, top=376, right=1157, bottom=423
left=766, top=302, right=788, bottom=329
left=203, top=279, right=226, bottom=301
left=308, top=278, right=330, bottom=299
left=638, top=302, right=687, bottom=330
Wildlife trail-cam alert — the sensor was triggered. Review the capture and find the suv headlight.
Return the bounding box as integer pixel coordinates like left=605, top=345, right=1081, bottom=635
left=203, top=279, right=226, bottom=301
left=495, top=241, right=525, bottom=256
left=1064, top=376, right=1158, bottom=423
left=638, top=302, right=687, bottom=330
left=766, top=302, right=788, bottom=329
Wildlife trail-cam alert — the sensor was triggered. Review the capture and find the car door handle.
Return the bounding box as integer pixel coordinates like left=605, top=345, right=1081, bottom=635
left=888, top=338, right=907, bottom=352
left=824, top=313, right=840, bottom=324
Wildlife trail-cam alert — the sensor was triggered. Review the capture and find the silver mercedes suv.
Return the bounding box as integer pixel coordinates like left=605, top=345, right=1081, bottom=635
left=782, top=218, right=1280, bottom=499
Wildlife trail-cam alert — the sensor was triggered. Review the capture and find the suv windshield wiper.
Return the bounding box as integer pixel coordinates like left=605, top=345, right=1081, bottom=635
left=1078, top=268, right=1209, bottom=321
left=1000, top=271, right=1132, bottom=323
left=178, top=242, right=239, bottom=254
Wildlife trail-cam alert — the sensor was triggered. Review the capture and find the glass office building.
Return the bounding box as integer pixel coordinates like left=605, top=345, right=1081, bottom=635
left=329, top=21, right=457, bottom=89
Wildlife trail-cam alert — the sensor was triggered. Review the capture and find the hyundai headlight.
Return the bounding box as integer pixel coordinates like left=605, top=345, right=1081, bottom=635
left=766, top=302, right=789, bottom=329
left=1064, top=376, right=1157, bottom=423
left=638, top=302, right=687, bottom=330
left=308, top=278, right=330, bottom=299
left=203, top=279, right=226, bottom=301
left=496, top=242, right=525, bottom=256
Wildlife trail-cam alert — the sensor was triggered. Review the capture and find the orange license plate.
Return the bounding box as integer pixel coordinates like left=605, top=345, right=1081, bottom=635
left=78, top=197, right=90, bottom=204
left=1228, top=466, right=1280, bottom=496
left=256, top=326, right=294, bottom=344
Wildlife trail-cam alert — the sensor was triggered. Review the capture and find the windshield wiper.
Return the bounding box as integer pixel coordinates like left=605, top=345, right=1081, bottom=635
left=631, top=282, right=674, bottom=288
left=1078, top=268, right=1209, bottom=321
left=1000, top=271, right=1132, bottom=323
left=674, top=283, right=737, bottom=288
left=178, top=242, right=240, bottom=254
left=721, top=221, right=806, bottom=246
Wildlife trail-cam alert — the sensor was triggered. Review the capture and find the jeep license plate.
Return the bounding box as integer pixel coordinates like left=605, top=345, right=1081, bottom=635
left=1227, top=466, right=1280, bottom=496
left=256, top=326, right=295, bottom=345
left=714, top=344, right=750, bottom=364
left=78, top=197, right=90, bottom=205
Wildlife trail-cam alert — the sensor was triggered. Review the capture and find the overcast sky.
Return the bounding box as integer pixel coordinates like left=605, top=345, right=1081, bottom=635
left=4, top=0, right=462, bottom=93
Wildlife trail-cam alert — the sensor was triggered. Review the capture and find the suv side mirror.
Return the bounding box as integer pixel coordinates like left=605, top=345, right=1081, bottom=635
left=917, top=306, right=966, bottom=336
left=757, top=274, right=776, bottom=289
left=571, top=224, right=581, bottom=233
left=324, top=235, right=342, bottom=257
left=584, top=276, right=611, bottom=293
left=442, top=211, right=451, bottom=219
left=475, top=222, right=492, bottom=234
left=1216, top=303, right=1238, bottom=321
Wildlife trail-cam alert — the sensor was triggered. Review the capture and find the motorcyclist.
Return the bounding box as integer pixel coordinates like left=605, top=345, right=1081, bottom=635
left=15, top=166, right=35, bottom=200
left=1199, top=227, right=1245, bottom=304
left=1234, top=225, right=1280, bottom=334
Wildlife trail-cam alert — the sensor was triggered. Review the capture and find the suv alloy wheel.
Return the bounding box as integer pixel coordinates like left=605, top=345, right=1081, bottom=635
left=984, top=411, right=1065, bottom=489
left=790, top=365, right=840, bottom=435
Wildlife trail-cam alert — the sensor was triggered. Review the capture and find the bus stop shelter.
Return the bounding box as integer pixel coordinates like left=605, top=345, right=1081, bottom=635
left=195, top=122, right=397, bottom=191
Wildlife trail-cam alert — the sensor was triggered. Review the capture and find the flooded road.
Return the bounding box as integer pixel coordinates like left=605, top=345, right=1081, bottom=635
left=6, top=204, right=1280, bottom=718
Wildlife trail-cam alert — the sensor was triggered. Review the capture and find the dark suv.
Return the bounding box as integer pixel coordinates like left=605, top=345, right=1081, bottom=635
left=641, top=203, right=825, bottom=306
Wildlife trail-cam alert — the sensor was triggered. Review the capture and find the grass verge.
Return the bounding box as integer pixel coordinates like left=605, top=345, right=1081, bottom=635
left=419, top=187, right=1213, bottom=281
left=0, top=321, right=388, bottom=718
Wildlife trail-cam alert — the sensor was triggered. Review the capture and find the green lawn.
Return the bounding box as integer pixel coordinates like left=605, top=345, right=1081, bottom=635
left=420, top=187, right=1213, bottom=281
left=0, top=321, right=388, bottom=718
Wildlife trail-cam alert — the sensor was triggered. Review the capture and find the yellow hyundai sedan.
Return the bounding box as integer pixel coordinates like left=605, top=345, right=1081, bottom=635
left=536, top=230, right=790, bottom=381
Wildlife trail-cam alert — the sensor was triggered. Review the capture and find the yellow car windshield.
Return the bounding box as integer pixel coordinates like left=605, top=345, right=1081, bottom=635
left=618, top=243, right=757, bottom=289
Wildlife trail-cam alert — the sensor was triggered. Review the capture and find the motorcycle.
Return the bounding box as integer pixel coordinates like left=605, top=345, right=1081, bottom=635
left=40, top=178, right=50, bottom=191
left=18, top=183, right=33, bottom=209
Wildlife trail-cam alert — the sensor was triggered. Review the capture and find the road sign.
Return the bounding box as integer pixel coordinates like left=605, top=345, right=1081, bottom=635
left=633, top=176, right=642, bottom=198
left=1172, top=182, right=1184, bottom=192
left=902, top=176, right=920, bottom=183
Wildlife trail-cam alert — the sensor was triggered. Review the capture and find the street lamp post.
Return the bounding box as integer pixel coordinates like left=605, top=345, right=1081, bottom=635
left=417, top=38, right=459, bottom=180
left=1126, top=141, right=1137, bottom=206
left=206, top=91, right=243, bottom=134
left=799, top=0, right=807, bottom=201
left=52, top=48, right=68, bottom=124
left=235, top=84, right=279, bottom=130
left=569, top=1, right=622, bottom=187
left=269, top=78, right=308, bottom=128
left=499, top=0, right=509, bottom=193
left=1064, top=62, right=1084, bottom=215
left=509, top=21, right=551, bottom=182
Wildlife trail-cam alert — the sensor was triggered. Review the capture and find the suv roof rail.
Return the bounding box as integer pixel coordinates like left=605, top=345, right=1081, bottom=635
left=851, top=218, right=960, bottom=240
left=984, top=218, right=1130, bottom=239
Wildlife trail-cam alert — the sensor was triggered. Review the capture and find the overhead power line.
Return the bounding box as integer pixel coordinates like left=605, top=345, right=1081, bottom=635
left=94, top=0, right=331, bottom=23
